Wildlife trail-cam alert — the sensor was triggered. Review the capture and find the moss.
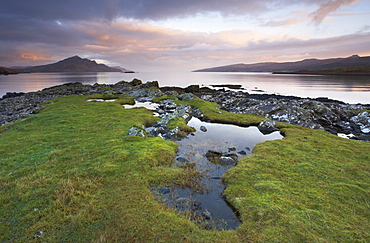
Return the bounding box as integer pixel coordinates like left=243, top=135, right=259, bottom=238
left=168, top=117, right=196, bottom=133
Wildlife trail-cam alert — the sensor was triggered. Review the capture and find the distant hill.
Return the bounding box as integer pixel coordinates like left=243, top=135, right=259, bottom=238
left=0, top=66, right=25, bottom=75
left=111, top=66, right=135, bottom=73
left=194, top=55, right=370, bottom=73
left=273, top=65, right=370, bottom=75
left=22, top=56, right=122, bottom=73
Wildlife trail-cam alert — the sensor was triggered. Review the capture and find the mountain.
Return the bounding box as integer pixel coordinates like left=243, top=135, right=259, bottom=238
left=22, top=56, right=122, bottom=73
left=0, top=66, right=25, bottom=75
left=194, top=55, right=370, bottom=73
left=111, top=66, right=135, bottom=73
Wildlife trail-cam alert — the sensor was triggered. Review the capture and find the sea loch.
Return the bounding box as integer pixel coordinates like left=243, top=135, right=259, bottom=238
left=1, top=71, right=369, bottom=104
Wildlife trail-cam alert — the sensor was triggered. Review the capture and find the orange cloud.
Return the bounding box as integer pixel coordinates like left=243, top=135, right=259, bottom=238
left=19, top=53, right=51, bottom=61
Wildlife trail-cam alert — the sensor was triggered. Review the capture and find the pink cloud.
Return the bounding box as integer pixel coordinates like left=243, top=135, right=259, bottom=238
left=310, top=0, right=359, bottom=25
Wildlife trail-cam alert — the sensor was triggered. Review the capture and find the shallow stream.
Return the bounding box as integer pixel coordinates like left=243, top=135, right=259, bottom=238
left=120, top=100, right=284, bottom=230
left=152, top=117, right=283, bottom=230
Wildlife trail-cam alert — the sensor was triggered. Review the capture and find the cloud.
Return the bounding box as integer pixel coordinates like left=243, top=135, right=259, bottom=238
left=1, top=0, right=349, bottom=22
left=309, top=0, right=359, bottom=25
left=0, top=0, right=368, bottom=70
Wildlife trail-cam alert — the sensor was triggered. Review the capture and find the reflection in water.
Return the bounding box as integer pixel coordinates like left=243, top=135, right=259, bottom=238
left=123, top=101, right=159, bottom=110
left=1, top=72, right=370, bottom=103
left=154, top=117, right=283, bottom=230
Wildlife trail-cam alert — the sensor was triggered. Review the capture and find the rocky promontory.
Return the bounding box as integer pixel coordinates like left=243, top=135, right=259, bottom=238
left=1, top=80, right=369, bottom=141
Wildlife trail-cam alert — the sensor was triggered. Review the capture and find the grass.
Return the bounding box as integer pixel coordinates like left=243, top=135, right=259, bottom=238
left=223, top=126, right=370, bottom=242
left=0, top=95, right=238, bottom=242
left=1, top=94, right=369, bottom=242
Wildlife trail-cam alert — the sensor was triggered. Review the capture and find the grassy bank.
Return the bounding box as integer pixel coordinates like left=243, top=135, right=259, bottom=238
left=1, top=95, right=369, bottom=242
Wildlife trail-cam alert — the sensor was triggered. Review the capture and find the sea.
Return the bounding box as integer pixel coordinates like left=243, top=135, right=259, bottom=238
left=0, top=72, right=369, bottom=104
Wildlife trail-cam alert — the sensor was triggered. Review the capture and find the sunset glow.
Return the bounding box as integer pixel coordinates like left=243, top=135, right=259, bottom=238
left=1, top=0, right=369, bottom=71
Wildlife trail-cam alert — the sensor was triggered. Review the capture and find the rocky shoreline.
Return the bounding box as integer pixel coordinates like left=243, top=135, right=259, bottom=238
left=1, top=80, right=369, bottom=141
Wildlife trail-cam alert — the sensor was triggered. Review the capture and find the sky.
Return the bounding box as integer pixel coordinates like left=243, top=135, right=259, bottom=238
left=0, top=0, right=369, bottom=71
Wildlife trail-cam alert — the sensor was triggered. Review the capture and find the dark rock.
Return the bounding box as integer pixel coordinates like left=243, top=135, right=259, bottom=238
left=258, top=120, right=278, bottom=134
left=158, top=100, right=177, bottom=110
left=34, top=231, right=44, bottom=238
left=141, top=81, right=159, bottom=89
left=200, top=126, right=207, bottom=132
left=219, top=156, right=236, bottom=165
left=129, top=78, right=142, bottom=86
left=350, top=112, right=370, bottom=134
left=205, top=150, right=222, bottom=158
left=202, top=209, right=212, bottom=219
left=176, top=157, right=189, bottom=163
left=238, top=150, right=247, bottom=155
left=185, top=85, right=200, bottom=93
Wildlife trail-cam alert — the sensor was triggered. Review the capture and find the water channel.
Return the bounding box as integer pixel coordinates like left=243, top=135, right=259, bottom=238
left=122, top=100, right=284, bottom=230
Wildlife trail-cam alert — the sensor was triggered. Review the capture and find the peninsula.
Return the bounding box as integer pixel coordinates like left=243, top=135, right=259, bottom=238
left=194, top=55, right=370, bottom=75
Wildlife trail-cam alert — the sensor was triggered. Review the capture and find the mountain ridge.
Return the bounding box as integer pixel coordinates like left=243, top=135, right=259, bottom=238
left=194, top=55, right=370, bottom=73
left=21, top=56, right=124, bottom=73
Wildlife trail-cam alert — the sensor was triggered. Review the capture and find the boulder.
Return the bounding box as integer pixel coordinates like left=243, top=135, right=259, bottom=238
left=200, top=126, right=207, bottom=132
left=258, top=120, right=279, bottom=134
left=185, top=85, right=200, bottom=93
left=129, top=78, right=142, bottom=86
left=127, top=127, right=145, bottom=137
left=350, top=112, right=370, bottom=133
left=219, top=156, right=236, bottom=165
left=141, top=81, right=159, bottom=89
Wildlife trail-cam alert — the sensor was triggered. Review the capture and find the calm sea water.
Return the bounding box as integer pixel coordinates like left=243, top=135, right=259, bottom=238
left=0, top=72, right=369, bottom=104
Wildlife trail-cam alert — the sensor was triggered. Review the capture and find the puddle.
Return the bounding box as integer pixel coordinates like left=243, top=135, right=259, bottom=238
left=86, top=99, right=117, bottom=102
left=123, top=101, right=159, bottom=110
left=153, top=117, right=283, bottom=230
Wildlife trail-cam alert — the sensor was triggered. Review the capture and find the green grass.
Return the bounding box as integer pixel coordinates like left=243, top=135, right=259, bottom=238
left=0, top=95, right=238, bottom=242
left=1, top=94, right=369, bottom=242
left=223, top=126, right=370, bottom=242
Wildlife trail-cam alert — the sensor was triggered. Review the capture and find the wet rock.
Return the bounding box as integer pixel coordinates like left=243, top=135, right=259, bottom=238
left=219, top=156, right=236, bottom=165
left=176, top=104, right=193, bottom=123
left=223, top=153, right=238, bottom=161
left=205, top=150, right=222, bottom=158
left=159, top=187, right=171, bottom=194
left=205, top=150, right=238, bottom=165
left=258, top=120, right=278, bottom=134
left=159, top=100, right=177, bottom=110
left=166, top=126, right=181, bottom=139
left=192, top=108, right=204, bottom=119
left=202, top=209, right=212, bottom=220
left=127, top=127, right=145, bottom=137
left=238, top=150, right=247, bottom=155
left=176, top=157, right=189, bottom=163
left=350, top=112, right=370, bottom=134
left=200, top=126, right=207, bottom=132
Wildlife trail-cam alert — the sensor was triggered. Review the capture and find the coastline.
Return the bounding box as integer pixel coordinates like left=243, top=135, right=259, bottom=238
left=1, top=80, right=369, bottom=141
left=272, top=71, right=370, bottom=76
